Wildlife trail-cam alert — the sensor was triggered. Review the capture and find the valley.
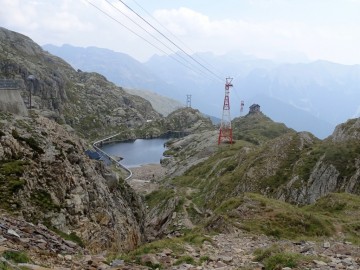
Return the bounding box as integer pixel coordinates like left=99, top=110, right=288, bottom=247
left=1, top=26, right=360, bottom=270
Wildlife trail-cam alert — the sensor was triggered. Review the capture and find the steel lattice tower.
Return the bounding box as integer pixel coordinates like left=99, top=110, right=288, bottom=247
left=218, top=77, right=233, bottom=145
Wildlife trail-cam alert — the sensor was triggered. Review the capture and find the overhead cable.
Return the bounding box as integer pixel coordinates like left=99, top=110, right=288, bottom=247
left=103, top=0, right=217, bottom=81
left=85, top=0, right=213, bottom=76
left=117, top=0, right=224, bottom=82
left=130, top=0, right=225, bottom=78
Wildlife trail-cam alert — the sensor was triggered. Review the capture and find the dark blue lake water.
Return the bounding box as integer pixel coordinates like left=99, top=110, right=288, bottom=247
left=100, top=138, right=168, bottom=167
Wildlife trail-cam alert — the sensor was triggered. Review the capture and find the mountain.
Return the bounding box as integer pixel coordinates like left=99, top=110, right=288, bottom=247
left=44, top=44, right=360, bottom=139
left=43, top=44, right=184, bottom=100
left=2, top=27, right=360, bottom=269
left=145, top=52, right=360, bottom=139
left=123, top=88, right=183, bottom=116
left=0, top=28, right=164, bottom=140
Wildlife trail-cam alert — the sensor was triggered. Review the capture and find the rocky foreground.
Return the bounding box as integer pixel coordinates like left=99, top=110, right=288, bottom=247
left=1, top=209, right=360, bottom=269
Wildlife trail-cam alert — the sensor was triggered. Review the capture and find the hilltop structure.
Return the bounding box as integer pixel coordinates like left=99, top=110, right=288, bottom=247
left=249, top=104, right=261, bottom=114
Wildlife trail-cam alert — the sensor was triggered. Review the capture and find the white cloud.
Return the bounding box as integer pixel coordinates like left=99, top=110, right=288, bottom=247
left=153, top=7, right=360, bottom=64
left=0, top=0, right=359, bottom=64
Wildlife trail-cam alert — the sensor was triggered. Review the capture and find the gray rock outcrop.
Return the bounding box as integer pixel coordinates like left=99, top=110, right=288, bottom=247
left=0, top=112, right=145, bottom=252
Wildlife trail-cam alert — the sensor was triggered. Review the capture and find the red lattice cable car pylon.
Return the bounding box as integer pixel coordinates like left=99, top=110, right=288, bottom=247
left=218, top=77, right=233, bottom=145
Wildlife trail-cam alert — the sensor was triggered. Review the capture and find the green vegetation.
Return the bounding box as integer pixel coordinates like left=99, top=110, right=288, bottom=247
left=210, top=193, right=334, bottom=240
left=0, top=160, right=28, bottom=210
left=2, top=250, right=30, bottom=263
left=145, top=188, right=176, bottom=209
left=174, top=255, right=195, bottom=265
left=183, top=233, right=211, bottom=246
left=121, top=237, right=184, bottom=262
left=30, top=190, right=60, bottom=212
left=0, top=261, right=11, bottom=270
left=304, top=193, right=360, bottom=244
left=50, top=227, right=84, bottom=247
left=232, top=113, right=292, bottom=145
left=199, top=255, right=209, bottom=264
left=254, top=245, right=314, bottom=270
left=118, top=232, right=211, bottom=268
left=11, top=129, right=44, bottom=155
left=309, top=140, right=360, bottom=177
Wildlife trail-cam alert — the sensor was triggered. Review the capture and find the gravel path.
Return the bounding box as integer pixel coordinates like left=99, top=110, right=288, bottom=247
left=127, top=164, right=167, bottom=194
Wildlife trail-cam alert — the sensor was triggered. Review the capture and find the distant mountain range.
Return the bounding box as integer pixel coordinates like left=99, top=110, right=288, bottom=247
left=43, top=44, right=360, bottom=139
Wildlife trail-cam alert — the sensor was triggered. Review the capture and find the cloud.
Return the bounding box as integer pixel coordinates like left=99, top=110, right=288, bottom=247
left=0, top=0, right=96, bottom=42
left=0, top=0, right=359, bottom=64
left=153, top=7, right=360, bottom=64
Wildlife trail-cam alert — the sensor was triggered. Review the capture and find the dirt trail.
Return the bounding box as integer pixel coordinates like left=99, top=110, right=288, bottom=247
left=127, top=164, right=167, bottom=194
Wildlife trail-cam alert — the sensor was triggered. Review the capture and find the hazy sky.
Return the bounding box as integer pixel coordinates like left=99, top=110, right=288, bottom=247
left=0, top=0, right=359, bottom=64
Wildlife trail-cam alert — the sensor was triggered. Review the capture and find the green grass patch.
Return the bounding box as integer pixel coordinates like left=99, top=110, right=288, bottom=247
left=145, top=189, right=176, bottom=209
left=174, top=255, right=195, bottom=266
left=30, top=190, right=60, bottom=212
left=11, top=129, right=44, bottom=155
left=50, top=227, right=84, bottom=247
left=0, top=160, right=28, bottom=210
left=263, top=252, right=302, bottom=270
left=0, top=261, right=12, bottom=270
left=0, top=160, right=27, bottom=176
left=3, top=250, right=30, bottom=263
left=215, top=197, right=244, bottom=214
left=183, top=233, right=211, bottom=246
left=207, top=193, right=335, bottom=240
left=254, top=245, right=311, bottom=270
left=123, top=237, right=184, bottom=260
left=304, top=193, right=360, bottom=244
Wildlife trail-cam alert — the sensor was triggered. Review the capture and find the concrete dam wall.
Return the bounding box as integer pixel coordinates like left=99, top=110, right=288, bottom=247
left=0, top=89, right=28, bottom=116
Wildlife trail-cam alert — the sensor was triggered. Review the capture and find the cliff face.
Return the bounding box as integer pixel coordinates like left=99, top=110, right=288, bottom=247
left=0, top=27, right=161, bottom=139
left=0, top=112, right=145, bottom=252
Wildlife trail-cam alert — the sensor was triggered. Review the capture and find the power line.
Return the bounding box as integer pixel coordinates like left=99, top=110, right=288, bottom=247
left=104, top=0, right=204, bottom=73
left=85, top=0, right=214, bottom=77
left=130, top=0, right=225, bottom=78
left=117, top=0, right=224, bottom=82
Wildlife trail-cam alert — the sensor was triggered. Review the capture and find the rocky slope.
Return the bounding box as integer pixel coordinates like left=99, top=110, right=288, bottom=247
left=161, top=112, right=360, bottom=209
left=123, top=88, right=183, bottom=117
left=0, top=111, right=145, bottom=253
left=0, top=27, right=161, bottom=140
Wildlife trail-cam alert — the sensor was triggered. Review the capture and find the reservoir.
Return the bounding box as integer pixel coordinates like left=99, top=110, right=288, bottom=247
left=100, top=138, right=168, bottom=168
